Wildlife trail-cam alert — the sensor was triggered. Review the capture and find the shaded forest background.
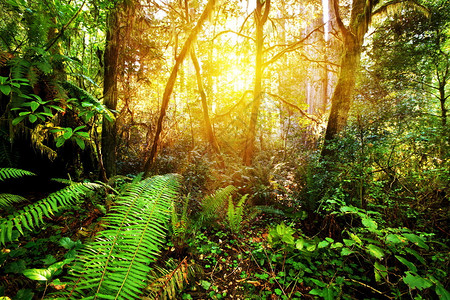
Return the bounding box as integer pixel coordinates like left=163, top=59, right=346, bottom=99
left=0, top=0, right=449, bottom=299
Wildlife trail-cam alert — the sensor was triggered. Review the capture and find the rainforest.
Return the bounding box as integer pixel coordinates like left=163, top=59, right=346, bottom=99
left=0, top=0, right=449, bottom=299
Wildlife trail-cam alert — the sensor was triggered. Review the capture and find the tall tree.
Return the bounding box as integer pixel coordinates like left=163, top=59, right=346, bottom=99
left=321, top=0, right=428, bottom=159
left=143, top=0, right=217, bottom=176
left=243, top=0, right=270, bottom=166
left=101, top=1, right=136, bottom=179
left=101, top=3, right=121, bottom=179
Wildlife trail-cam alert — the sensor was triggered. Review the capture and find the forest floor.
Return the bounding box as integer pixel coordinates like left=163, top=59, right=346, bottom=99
left=157, top=213, right=315, bottom=300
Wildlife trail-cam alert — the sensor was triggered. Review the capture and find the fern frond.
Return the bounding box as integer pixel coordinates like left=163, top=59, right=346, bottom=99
left=0, top=193, right=27, bottom=209
left=0, top=182, right=99, bottom=245
left=0, top=168, right=35, bottom=181
left=65, top=174, right=181, bottom=300
left=61, top=81, right=114, bottom=121
left=145, top=257, right=197, bottom=300
left=201, top=185, right=237, bottom=223
left=227, top=194, right=248, bottom=233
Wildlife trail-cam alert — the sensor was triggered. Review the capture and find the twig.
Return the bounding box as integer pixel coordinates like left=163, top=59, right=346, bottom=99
left=346, top=278, right=394, bottom=299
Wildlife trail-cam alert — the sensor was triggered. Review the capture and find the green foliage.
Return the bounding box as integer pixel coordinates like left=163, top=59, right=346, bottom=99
left=146, top=258, right=198, bottom=300
left=0, top=168, right=35, bottom=181
left=65, top=174, right=181, bottom=299
left=259, top=207, right=449, bottom=299
left=200, top=185, right=237, bottom=226
left=227, top=194, right=248, bottom=233
left=0, top=193, right=27, bottom=209
left=0, top=181, right=100, bottom=245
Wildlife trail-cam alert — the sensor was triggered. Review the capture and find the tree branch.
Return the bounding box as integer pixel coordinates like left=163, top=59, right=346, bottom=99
left=45, top=0, right=87, bottom=52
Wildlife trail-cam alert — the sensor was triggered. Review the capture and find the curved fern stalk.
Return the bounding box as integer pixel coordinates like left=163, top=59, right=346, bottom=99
left=0, top=182, right=100, bottom=245
left=66, top=174, right=181, bottom=300
left=0, top=168, right=35, bottom=181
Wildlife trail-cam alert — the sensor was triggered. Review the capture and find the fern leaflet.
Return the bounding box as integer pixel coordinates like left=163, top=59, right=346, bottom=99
left=0, top=168, right=35, bottom=181
left=0, top=182, right=100, bottom=245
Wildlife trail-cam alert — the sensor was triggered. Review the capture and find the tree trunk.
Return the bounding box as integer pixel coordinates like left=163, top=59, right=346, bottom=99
left=321, top=34, right=360, bottom=158
left=321, top=0, right=369, bottom=159
left=243, top=0, right=270, bottom=166
left=190, top=48, right=225, bottom=167
left=143, top=0, right=216, bottom=176
left=101, top=5, right=121, bottom=180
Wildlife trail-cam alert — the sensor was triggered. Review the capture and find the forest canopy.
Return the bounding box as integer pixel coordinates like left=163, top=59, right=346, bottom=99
left=0, top=0, right=448, bottom=299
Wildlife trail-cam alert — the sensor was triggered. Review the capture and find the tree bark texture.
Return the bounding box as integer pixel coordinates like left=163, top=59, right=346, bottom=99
left=321, top=0, right=375, bottom=159
left=143, top=0, right=216, bottom=176
left=101, top=5, right=121, bottom=179
left=243, top=0, right=270, bottom=166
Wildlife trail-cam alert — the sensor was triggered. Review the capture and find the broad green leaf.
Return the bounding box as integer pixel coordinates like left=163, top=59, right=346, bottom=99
left=395, top=255, right=417, bottom=273
left=0, top=85, right=11, bottom=95
left=349, top=232, right=362, bottom=245
left=318, top=240, right=330, bottom=249
left=343, top=239, right=356, bottom=247
left=56, top=137, right=65, bottom=147
left=30, top=101, right=39, bottom=112
left=28, top=114, right=37, bottom=123
left=73, top=125, right=86, bottom=132
left=374, top=261, right=387, bottom=282
left=435, top=284, right=450, bottom=300
left=74, top=137, right=85, bottom=150
left=340, top=206, right=358, bottom=213
left=366, top=244, right=384, bottom=260
left=386, top=233, right=406, bottom=244
left=361, top=216, right=378, bottom=231
left=296, top=238, right=305, bottom=250
left=63, top=128, right=73, bottom=139
left=402, top=233, right=429, bottom=250
left=76, top=131, right=90, bottom=138
left=200, top=280, right=211, bottom=290
left=341, top=247, right=353, bottom=256
left=306, top=244, right=317, bottom=252
left=330, top=242, right=343, bottom=249
left=23, top=268, right=52, bottom=281
left=403, top=272, right=432, bottom=291
left=405, top=248, right=426, bottom=265
left=12, top=116, right=26, bottom=126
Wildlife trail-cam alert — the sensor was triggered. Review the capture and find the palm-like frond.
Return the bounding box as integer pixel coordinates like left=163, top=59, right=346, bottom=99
left=0, top=168, right=35, bottom=181
left=0, top=182, right=99, bottom=245
left=0, top=193, right=27, bottom=209
left=65, top=174, right=181, bottom=300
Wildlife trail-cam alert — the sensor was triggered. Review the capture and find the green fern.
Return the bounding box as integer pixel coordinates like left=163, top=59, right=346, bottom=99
left=200, top=185, right=237, bottom=225
left=0, top=182, right=99, bottom=245
left=171, top=194, right=190, bottom=245
left=65, top=174, right=181, bottom=299
left=227, top=194, right=248, bottom=233
left=0, top=168, right=35, bottom=181
left=145, top=257, right=198, bottom=300
left=0, top=194, right=27, bottom=209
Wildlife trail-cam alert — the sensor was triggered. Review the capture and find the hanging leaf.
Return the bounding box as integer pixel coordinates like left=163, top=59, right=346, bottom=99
left=0, top=85, right=11, bottom=95
left=366, top=244, right=385, bottom=260
left=403, top=272, right=432, bottom=291
left=23, top=269, right=52, bottom=281
left=395, top=255, right=417, bottom=273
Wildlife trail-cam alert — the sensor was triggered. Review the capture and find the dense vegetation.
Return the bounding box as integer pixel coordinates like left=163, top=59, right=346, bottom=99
left=0, top=0, right=448, bottom=299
